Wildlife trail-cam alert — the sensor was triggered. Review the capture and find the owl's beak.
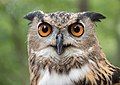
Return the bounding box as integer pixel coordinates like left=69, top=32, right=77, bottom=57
left=56, top=33, right=63, bottom=55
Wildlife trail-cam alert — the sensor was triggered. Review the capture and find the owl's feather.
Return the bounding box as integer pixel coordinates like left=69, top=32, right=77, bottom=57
left=24, top=11, right=44, bottom=21
left=83, top=12, right=106, bottom=22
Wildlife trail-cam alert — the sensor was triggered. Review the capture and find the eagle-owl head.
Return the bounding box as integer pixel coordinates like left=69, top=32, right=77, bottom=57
left=24, top=11, right=120, bottom=85
left=25, top=10, right=105, bottom=73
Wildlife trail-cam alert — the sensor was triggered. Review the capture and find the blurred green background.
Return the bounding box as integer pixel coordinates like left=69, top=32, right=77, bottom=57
left=0, top=0, right=120, bottom=85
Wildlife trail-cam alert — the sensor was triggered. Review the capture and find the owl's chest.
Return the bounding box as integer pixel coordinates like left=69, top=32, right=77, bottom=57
left=38, top=64, right=90, bottom=85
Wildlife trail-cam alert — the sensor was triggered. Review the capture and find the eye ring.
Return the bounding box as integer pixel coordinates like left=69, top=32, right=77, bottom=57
left=68, top=22, right=84, bottom=37
left=38, top=22, right=52, bottom=37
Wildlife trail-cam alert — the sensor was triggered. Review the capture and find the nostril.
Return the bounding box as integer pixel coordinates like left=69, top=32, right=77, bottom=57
left=56, top=36, right=58, bottom=39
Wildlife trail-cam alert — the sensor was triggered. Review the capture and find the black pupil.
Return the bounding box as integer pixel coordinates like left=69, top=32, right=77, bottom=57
left=42, top=25, right=49, bottom=33
left=73, top=25, right=81, bottom=33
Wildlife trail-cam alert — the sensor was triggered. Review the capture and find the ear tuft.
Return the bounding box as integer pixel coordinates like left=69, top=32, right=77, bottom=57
left=83, top=12, right=106, bottom=22
left=24, top=10, right=44, bottom=21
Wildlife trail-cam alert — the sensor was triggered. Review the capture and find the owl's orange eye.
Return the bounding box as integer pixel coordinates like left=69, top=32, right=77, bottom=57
left=38, top=22, right=52, bottom=37
left=68, top=23, right=84, bottom=37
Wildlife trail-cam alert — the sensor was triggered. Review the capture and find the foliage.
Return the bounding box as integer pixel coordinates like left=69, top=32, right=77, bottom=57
left=0, top=0, right=119, bottom=84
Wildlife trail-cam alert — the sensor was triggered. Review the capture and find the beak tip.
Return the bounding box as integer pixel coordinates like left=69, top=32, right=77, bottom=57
left=57, top=53, right=61, bottom=55
left=57, top=50, right=63, bottom=55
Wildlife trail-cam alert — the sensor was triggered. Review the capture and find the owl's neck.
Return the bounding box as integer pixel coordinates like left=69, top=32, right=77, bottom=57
left=77, top=42, right=120, bottom=85
left=29, top=42, right=120, bottom=85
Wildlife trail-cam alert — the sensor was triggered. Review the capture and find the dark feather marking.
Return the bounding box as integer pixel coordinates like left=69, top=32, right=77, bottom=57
left=96, top=74, right=102, bottom=85
left=83, top=12, right=106, bottom=22
left=112, top=68, right=120, bottom=84
left=101, top=73, right=107, bottom=85
left=24, top=11, right=44, bottom=21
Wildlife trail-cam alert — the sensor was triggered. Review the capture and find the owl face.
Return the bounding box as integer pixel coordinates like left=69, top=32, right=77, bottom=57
left=25, top=11, right=105, bottom=63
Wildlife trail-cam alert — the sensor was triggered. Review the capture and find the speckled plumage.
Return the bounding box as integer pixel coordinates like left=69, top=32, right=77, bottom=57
left=24, top=10, right=120, bottom=85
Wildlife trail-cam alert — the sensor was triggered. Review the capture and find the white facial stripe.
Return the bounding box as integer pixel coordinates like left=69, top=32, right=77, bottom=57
left=32, top=47, right=85, bottom=59
left=65, top=47, right=85, bottom=57
left=31, top=47, right=58, bottom=58
left=38, top=64, right=91, bottom=85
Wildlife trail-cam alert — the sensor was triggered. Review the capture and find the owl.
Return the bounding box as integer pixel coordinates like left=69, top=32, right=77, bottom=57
left=24, top=10, right=120, bottom=85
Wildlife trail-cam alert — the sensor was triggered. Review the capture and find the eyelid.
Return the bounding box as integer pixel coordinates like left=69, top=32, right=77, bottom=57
left=37, top=21, right=51, bottom=28
left=68, top=22, right=84, bottom=28
left=77, top=20, right=85, bottom=28
left=37, top=22, right=42, bottom=28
